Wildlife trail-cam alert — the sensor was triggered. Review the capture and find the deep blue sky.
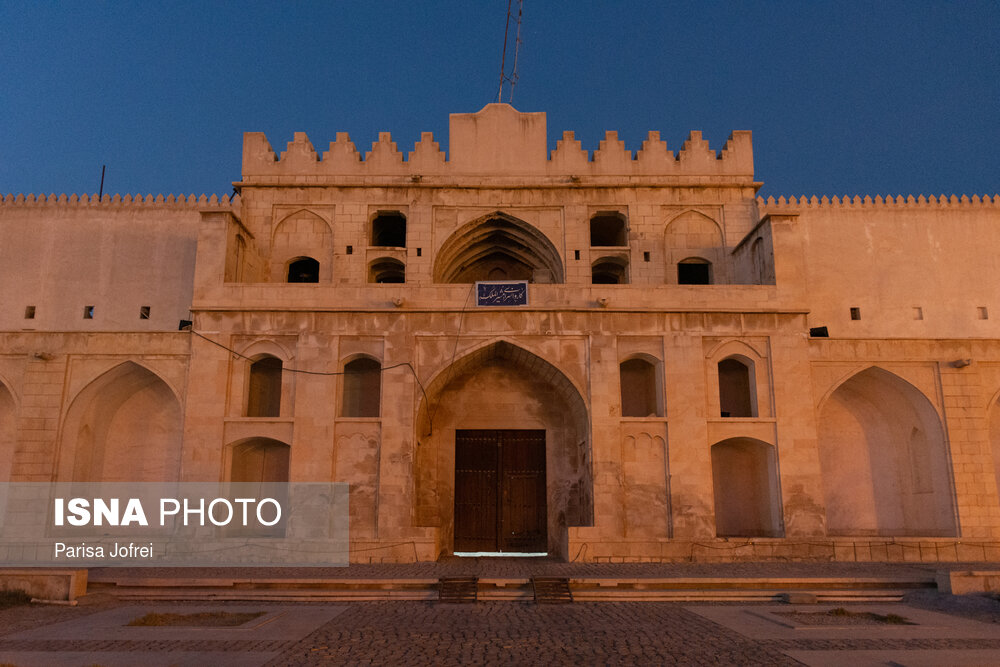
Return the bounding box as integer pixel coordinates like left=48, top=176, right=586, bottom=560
left=1, top=1, right=997, bottom=198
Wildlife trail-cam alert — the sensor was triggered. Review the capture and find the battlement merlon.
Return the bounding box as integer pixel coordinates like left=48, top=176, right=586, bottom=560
left=238, top=103, right=756, bottom=184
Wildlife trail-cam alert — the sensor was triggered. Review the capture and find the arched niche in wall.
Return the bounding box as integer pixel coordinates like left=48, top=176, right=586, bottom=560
left=230, top=437, right=290, bottom=483
left=368, top=258, right=405, bottom=283
left=592, top=256, right=628, bottom=284
left=619, top=356, right=663, bottom=418
left=990, top=391, right=1000, bottom=509
left=718, top=356, right=757, bottom=418
left=246, top=355, right=282, bottom=418
left=270, top=209, right=333, bottom=283
left=0, top=382, right=16, bottom=484
left=817, top=366, right=956, bottom=537
left=433, top=212, right=564, bottom=284
left=590, top=212, right=627, bottom=247
left=664, top=210, right=725, bottom=284
left=677, top=257, right=712, bottom=285
left=711, top=437, right=783, bottom=537
left=58, top=361, right=183, bottom=482
left=341, top=356, right=382, bottom=418
left=286, top=256, right=320, bottom=283
left=371, top=211, right=407, bottom=248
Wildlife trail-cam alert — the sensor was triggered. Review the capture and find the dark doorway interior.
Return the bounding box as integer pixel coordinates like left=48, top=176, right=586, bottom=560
left=454, top=429, right=546, bottom=553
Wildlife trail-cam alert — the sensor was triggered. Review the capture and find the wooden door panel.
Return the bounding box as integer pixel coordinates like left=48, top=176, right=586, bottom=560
left=455, top=429, right=546, bottom=553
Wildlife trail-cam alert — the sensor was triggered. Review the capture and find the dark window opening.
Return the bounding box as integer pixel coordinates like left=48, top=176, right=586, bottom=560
left=592, top=259, right=627, bottom=285
left=287, top=257, right=320, bottom=283
left=139, top=306, right=151, bottom=319
left=643, top=251, right=651, bottom=262
left=416, top=247, right=422, bottom=257
left=850, top=307, right=861, bottom=320
left=718, top=358, right=755, bottom=418
left=343, top=357, right=381, bottom=417
left=346, top=245, right=353, bottom=255
left=247, top=356, right=282, bottom=418
left=590, top=213, right=627, bottom=246
left=370, top=258, right=405, bottom=283
left=24, top=306, right=35, bottom=319
left=83, top=306, right=94, bottom=319
left=574, top=250, right=581, bottom=260
left=678, top=259, right=711, bottom=285
left=371, top=212, right=407, bottom=247
left=620, top=358, right=661, bottom=417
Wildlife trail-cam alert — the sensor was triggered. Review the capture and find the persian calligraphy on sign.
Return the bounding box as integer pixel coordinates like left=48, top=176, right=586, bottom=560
left=476, top=281, right=528, bottom=307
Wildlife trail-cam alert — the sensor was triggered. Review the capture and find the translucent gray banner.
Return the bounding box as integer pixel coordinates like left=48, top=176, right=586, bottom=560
left=0, top=482, right=349, bottom=566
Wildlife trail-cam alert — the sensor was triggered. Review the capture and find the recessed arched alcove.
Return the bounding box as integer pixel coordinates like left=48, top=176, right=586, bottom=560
left=414, top=340, right=591, bottom=558
left=711, top=437, right=783, bottom=537
left=817, top=367, right=957, bottom=537
left=433, top=212, right=564, bottom=284
left=58, top=362, right=183, bottom=482
left=230, top=437, right=290, bottom=483
left=0, top=382, right=15, bottom=484
left=988, top=392, right=1000, bottom=511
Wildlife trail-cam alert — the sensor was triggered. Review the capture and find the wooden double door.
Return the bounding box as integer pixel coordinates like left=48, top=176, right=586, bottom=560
left=454, top=429, right=547, bottom=553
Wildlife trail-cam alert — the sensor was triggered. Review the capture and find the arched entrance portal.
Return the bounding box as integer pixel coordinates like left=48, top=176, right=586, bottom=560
left=415, top=341, right=592, bottom=559
left=817, top=367, right=956, bottom=536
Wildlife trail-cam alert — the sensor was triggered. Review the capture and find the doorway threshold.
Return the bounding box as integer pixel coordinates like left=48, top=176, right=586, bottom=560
left=453, top=552, right=548, bottom=558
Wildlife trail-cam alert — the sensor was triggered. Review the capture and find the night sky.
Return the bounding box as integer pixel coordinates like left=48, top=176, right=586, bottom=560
left=1, top=1, right=997, bottom=199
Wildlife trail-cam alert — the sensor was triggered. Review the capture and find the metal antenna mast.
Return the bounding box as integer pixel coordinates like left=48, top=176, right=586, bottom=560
left=496, top=0, right=523, bottom=104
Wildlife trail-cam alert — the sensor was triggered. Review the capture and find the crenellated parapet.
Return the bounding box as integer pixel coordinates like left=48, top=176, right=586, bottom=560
left=758, top=193, right=1000, bottom=211
left=240, top=103, right=755, bottom=183
left=0, top=192, right=239, bottom=209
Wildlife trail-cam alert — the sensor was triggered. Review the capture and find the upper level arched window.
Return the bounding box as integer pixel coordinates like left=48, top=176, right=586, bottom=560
left=371, top=211, right=406, bottom=248
left=247, top=356, right=282, bottom=417
left=590, top=212, right=627, bottom=246
left=718, top=357, right=756, bottom=418
left=287, top=257, right=320, bottom=283
left=678, top=257, right=712, bottom=285
left=369, top=258, right=405, bottom=283
left=342, top=357, right=381, bottom=417
left=592, top=258, right=628, bottom=284
left=620, top=358, right=662, bottom=417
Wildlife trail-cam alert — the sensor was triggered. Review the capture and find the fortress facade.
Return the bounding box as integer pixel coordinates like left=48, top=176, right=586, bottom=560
left=2, top=104, right=1000, bottom=562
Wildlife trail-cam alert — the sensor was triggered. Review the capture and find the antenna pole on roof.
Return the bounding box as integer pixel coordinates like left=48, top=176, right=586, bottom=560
left=496, top=0, right=523, bottom=104
left=98, top=165, right=106, bottom=200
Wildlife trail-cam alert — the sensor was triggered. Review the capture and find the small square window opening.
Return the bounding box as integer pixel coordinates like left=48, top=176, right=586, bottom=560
left=913, top=307, right=923, bottom=320
left=978, top=306, right=989, bottom=320
left=83, top=306, right=94, bottom=319
left=849, top=307, right=861, bottom=321
left=643, top=251, right=651, bottom=262
left=140, top=306, right=151, bottom=319
left=24, top=306, right=35, bottom=319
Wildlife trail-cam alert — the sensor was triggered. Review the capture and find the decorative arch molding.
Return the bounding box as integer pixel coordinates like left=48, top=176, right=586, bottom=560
left=705, top=338, right=767, bottom=362
left=57, top=361, right=183, bottom=482
left=271, top=208, right=333, bottom=242
left=0, top=374, right=20, bottom=412
left=417, top=337, right=589, bottom=424
left=237, top=338, right=296, bottom=362
left=433, top=211, right=565, bottom=284
left=663, top=208, right=724, bottom=244
left=65, top=359, right=184, bottom=409
left=816, top=366, right=957, bottom=537
left=0, top=381, right=17, bottom=484
left=816, top=364, right=944, bottom=423
left=226, top=436, right=291, bottom=483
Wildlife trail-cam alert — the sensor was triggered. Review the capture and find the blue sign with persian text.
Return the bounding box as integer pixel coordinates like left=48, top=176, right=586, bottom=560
left=476, top=281, right=528, bottom=307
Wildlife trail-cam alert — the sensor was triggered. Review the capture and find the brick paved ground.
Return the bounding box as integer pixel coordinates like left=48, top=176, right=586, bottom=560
left=2, top=563, right=999, bottom=665
left=1, top=595, right=999, bottom=665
